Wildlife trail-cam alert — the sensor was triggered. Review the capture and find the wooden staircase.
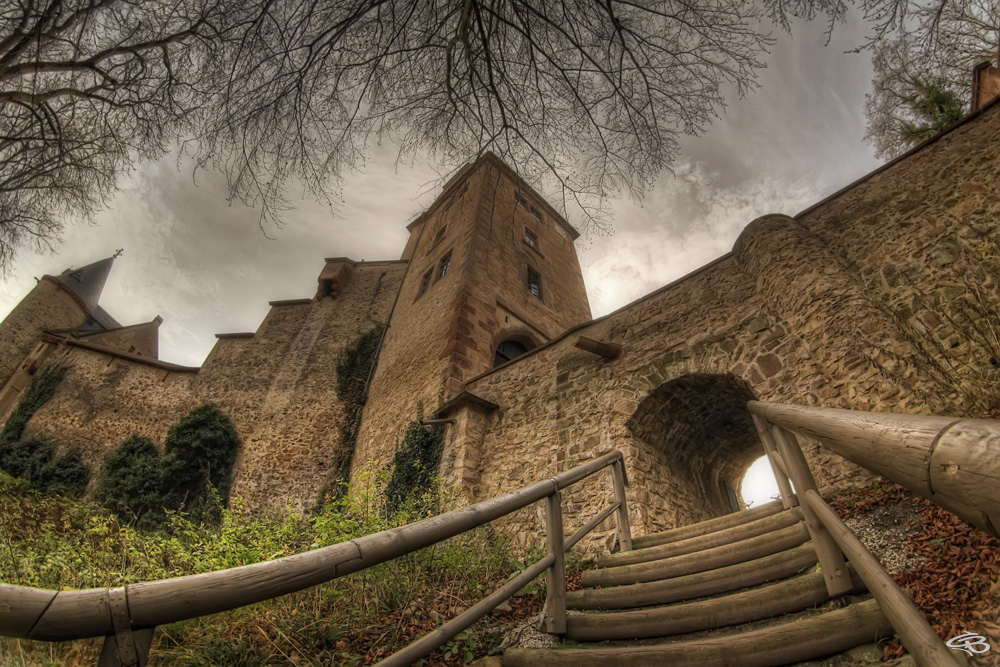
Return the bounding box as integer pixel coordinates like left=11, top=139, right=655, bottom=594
left=504, top=499, right=897, bottom=666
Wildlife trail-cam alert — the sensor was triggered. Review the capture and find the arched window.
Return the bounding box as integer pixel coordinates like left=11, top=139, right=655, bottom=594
left=494, top=339, right=529, bottom=367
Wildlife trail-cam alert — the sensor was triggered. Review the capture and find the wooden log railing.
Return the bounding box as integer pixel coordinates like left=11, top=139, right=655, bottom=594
left=747, top=400, right=998, bottom=667
left=1, top=451, right=632, bottom=667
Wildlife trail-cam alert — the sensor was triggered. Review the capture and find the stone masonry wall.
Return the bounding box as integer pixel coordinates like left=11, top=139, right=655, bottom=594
left=459, top=101, right=1000, bottom=546
left=18, top=261, right=405, bottom=513
left=352, top=156, right=592, bottom=483
left=0, top=279, right=87, bottom=387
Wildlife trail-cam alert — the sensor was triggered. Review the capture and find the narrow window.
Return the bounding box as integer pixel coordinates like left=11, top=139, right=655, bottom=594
left=526, top=266, right=542, bottom=299
left=432, top=224, right=447, bottom=247
left=523, top=229, right=538, bottom=251
left=516, top=193, right=544, bottom=223
left=417, top=269, right=433, bottom=298
left=438, top=251, right=452, bottom=279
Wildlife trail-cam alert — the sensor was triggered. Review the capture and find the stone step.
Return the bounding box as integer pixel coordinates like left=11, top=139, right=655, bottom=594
left=632, top=498, right=789, bottom=549
left=503, top=598, right=891, bottom=667
left=564, top=567, right=865, bottom=642
left=568, top=541, right=819, bottom=610
left=581, top=521, right=810, bottom=588
left=597, top=506, right=803, bottom=568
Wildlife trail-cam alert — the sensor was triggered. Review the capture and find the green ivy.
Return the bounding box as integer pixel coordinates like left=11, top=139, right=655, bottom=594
left=330, top=324, right=386, bottom=494
left=0, top=364, right=67, bottom=447
left=0, top=364, right=89, bottom=495
left=386, top=416, right=444, bottom=516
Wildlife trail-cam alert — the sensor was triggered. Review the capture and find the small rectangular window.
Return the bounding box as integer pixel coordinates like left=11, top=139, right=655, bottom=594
left=516, top=193, right=544, bottom=223
left=526, top=266, right=542, bottom=299
left=523, top=229, right=538, bottom=251
left=438, top=251, right=452, bottom=279
left=417, top=269, right=433, bottom=298
left=432, top=224, right=447, bottom=247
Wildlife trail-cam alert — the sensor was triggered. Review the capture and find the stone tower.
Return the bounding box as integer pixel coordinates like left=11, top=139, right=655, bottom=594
left=352, top=153, right=592, bottom=487
left=0, top=255, right=123, bottom=390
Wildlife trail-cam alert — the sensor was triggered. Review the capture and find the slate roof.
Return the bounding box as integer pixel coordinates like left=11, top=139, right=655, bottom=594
left=54, top=256, right=122, bottom=330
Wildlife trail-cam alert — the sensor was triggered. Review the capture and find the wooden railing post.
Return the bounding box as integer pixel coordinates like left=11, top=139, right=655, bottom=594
left=770, top=425, right=853, bottom=598
left=751, top=414, right=797, bottom=510
left=541, top=490, right=567, bottom=634
left=97, top=627, right=153, bottom=667
left=611, top=458, right=632, bottom=551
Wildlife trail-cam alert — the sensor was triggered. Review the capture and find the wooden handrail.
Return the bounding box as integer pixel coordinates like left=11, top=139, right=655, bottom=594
left=2, top=450, right=629, bottom=667
left=748, top=401, right=1000, bottom=538
left=801, top=490, right=964, bottom=667
left=749, top=400, right=981, bottom=666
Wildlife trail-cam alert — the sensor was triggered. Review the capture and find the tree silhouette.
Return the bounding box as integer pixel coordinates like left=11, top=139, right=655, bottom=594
left=865, top=0, right=998, bottom=159
left=2, top=0, right=924, bottom=266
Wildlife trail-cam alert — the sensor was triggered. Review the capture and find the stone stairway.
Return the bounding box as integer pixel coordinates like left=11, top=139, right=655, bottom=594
left=503, top=499, right=897, bottom=666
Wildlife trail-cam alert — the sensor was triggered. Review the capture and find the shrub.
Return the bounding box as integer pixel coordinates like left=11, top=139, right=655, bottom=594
left=97, top=436, right=176, bottom=530
left=0, top=434, right=54, bottom=482
left=163, top=404, right=241, bottom=522
left=36, top=448, right=90, bottom=496
left=95, top=405, right=241, bottom=529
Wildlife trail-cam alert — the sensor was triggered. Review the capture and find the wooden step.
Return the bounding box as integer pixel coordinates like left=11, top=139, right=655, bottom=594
left=564, top=567, right=865, bottom=641
left=581, top=521, right=810, bottom=587
left=597, top=507, right=803, bottom=568
left=568, top=542, right=819, bottom=610
left=503, top=598, right=891, bottom=666
left=632, top=498, right=789, bottom=549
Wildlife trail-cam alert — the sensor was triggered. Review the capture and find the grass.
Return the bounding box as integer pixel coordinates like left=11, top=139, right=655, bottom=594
left=0, top=470, right=566, bottom=666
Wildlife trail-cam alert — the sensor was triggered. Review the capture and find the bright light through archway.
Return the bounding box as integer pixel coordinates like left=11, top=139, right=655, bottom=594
left=741, top=456, right=780, bottom=508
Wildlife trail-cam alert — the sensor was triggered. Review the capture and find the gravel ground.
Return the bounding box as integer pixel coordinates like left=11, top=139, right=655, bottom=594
left=841, top=497, right=926, bottom=575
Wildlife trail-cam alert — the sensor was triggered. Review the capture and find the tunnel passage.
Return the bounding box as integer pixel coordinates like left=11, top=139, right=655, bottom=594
left=628, top=373, right=765, bottom=522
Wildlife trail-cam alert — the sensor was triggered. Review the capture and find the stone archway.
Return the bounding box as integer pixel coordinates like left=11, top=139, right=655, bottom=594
left=628, top=373, right=765, bottom=523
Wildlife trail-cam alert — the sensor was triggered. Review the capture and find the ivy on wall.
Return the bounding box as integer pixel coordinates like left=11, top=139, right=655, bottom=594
left=96, top=404, right=241, bottom=529
left=332, top=323, right=386, bottom=491
left=0, top=364, right=90, bottom=495
left=386, top=414, right=444, bottom=516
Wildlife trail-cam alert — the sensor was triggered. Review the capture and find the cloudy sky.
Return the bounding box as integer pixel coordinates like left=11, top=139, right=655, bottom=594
left=0, top=15, right=884, bottom=372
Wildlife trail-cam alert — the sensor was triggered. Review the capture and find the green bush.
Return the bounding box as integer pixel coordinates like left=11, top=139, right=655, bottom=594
left=95, top=405, right=241, bottom=528
left=36, top=448, right=90, bottom=496
left=0, top=434, right=54, bottom=481
left=97, top=436, right=176, bottom=530
left=163, top=404, right=241, bottom=523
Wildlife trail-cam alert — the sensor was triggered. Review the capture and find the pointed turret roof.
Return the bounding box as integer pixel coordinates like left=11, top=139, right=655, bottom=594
left=53, top=253, right=122, bottom=330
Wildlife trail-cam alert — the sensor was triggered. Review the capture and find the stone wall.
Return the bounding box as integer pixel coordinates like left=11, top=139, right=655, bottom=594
left=459, top=100, right=1000, bottom=546
left=16, top=261, right=406, bottom=513
left=0, top=279, right=87, bottom=387
left=353, top=156, right=592, bottom=482
left=77, top=318, right=162, bottom=358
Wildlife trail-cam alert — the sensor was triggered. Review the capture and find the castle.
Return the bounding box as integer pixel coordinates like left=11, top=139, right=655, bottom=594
left=2, top=86, right=1000, bottom=546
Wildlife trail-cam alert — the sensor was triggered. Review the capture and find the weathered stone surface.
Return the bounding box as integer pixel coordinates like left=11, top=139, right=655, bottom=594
left=2, top=104, right=1000, bottom=545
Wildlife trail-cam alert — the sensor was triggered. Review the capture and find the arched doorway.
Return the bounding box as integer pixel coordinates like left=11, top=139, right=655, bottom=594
left=628, top=373, right=766, bottom=523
